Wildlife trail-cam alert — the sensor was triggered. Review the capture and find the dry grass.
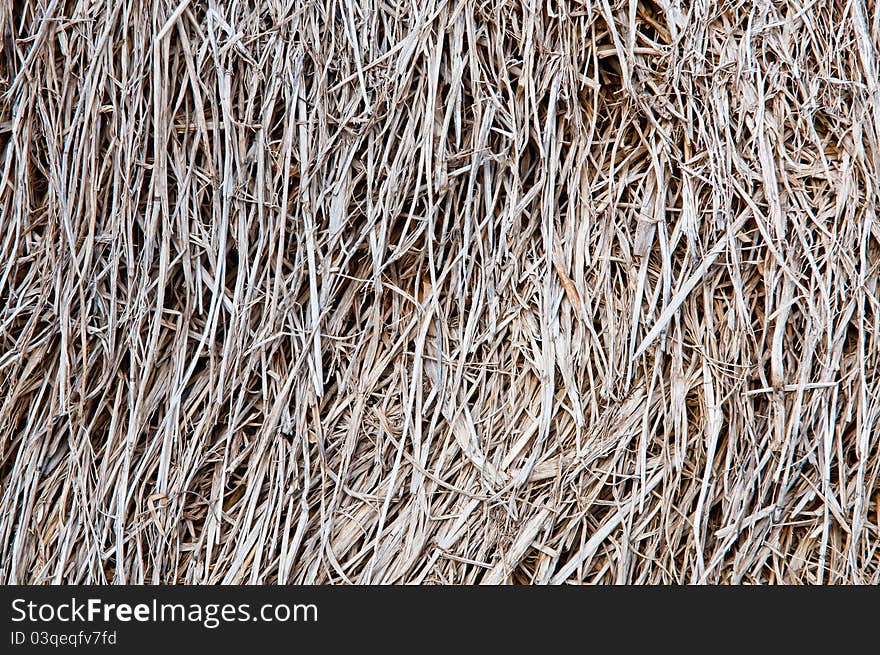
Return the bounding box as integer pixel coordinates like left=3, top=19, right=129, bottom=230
left=1, top=0, right=880, bottom=584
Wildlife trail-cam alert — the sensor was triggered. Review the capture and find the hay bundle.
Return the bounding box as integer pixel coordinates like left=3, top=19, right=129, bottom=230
left=1, top=0, right=879, bottom=584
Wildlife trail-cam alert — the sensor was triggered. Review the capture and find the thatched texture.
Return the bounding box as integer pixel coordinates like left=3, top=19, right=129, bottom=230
left=2, top=0, right=879, bottom=584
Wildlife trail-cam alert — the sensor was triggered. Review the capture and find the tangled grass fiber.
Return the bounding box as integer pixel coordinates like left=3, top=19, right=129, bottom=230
left=2, top=0, right=880, bottom=584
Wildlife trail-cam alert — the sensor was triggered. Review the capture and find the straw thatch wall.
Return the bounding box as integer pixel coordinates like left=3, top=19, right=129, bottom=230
left=1, top=0, right=879, bottom=583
